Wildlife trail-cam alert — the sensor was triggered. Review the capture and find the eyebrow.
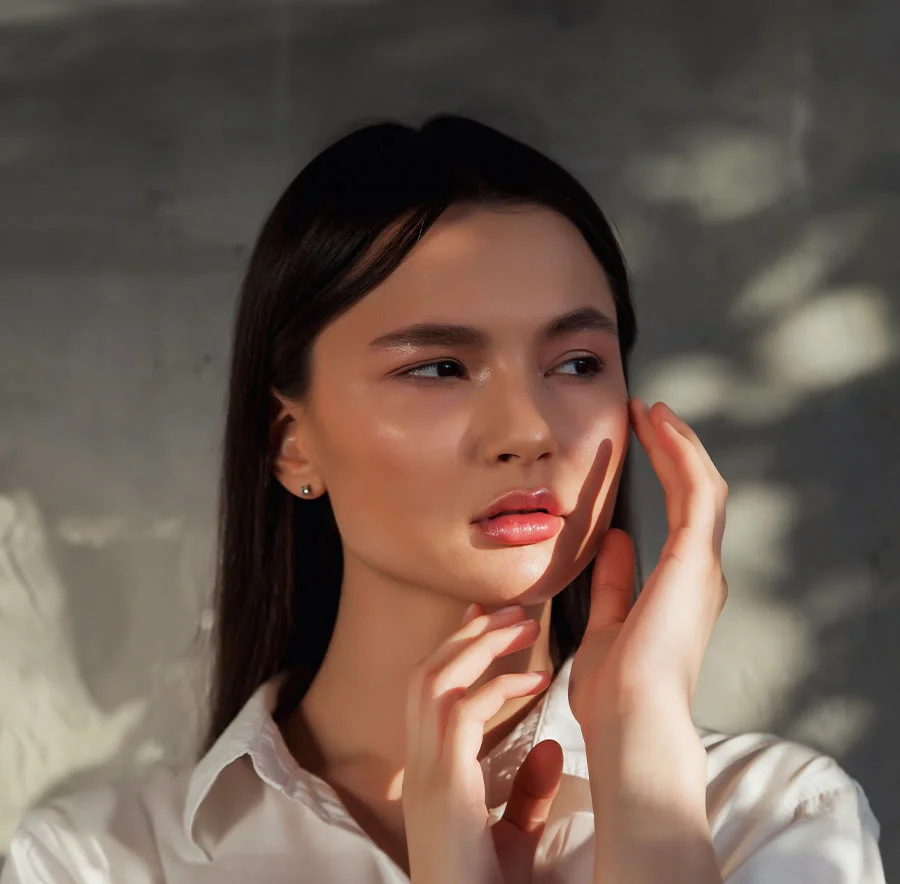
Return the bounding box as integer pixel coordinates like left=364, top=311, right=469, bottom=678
left=367, top=305, right=619, bottom=351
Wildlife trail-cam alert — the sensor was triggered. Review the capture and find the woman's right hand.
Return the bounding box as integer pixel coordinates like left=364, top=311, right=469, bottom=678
left=402, top=602, right=565, bottom=884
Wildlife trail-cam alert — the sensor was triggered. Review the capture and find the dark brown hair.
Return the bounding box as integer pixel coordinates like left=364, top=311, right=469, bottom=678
left=201, top=114, right=640, bottom=756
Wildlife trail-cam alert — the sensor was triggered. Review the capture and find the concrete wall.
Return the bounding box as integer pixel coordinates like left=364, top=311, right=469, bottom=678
left=1, top=0, right=898, bottom=874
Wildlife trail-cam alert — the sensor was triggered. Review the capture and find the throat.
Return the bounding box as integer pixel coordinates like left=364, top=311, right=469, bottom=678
left=329, top=780, right=410, bottom=876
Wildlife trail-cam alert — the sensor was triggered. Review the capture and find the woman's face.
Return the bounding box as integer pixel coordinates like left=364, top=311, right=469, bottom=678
left=285, top=203, right=630, bottom=607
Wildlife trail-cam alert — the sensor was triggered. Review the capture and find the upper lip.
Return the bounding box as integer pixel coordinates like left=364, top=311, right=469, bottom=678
left=473, top=487, right=564, bottom=522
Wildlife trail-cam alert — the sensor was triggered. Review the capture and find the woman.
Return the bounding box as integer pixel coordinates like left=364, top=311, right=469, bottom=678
left=1, top=115, right=885, bottom=883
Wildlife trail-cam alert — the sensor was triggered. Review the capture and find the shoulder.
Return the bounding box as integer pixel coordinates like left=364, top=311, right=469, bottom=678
left=697, top=724, right=879, bottom=829
left=694, top=725, right=885, bottom=882
left=1, top=764, right=195, bottom=884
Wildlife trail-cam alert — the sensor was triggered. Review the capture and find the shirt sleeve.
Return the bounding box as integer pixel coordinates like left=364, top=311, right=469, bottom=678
left=1, top=811, right=85, bottom=884
left=725, top=773, right=886, bottom=883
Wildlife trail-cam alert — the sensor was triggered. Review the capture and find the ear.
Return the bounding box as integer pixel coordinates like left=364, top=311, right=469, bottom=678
left=271, top=389, right=322, bottom=498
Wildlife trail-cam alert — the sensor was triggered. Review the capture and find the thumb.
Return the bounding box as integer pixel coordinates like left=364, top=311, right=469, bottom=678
left=492, top=739, right=564, bottom=882
left=586, top=528, right=635, bottom=633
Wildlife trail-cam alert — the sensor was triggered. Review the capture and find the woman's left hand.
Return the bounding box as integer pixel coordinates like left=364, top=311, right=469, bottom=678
left=567, top=398, right=729, bottom=739
left=402, top=601, right=566, bottom=884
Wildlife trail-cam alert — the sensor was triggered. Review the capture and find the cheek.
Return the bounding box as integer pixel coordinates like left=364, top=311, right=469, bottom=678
left=316, top=391, right=458, bottom=527
left=594, top=408, right=631, bottom=526
left=569, top=396, right=630, bottom=533
left=337, top=397, right=456, bottom=471
left=609, top=407, right=630, bottom=465
left=600, top=372, right=631, bottom=466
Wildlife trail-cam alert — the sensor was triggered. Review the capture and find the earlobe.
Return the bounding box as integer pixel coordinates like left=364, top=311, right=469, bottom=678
left=272, top=457, right=318, bottom=499
left=269, top=395, right=323, bottom=498
left=273, top=431, right=323, bottom=500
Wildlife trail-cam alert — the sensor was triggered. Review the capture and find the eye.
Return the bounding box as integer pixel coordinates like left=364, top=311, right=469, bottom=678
left=555, top=355, right=606, bottom=377
left=399, top=355, right=605, bottom=381
left=401, top=359, right=466, bottom=380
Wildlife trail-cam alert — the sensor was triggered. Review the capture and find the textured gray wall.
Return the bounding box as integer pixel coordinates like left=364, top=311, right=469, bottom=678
left=1, top=0, right=898, bottom=875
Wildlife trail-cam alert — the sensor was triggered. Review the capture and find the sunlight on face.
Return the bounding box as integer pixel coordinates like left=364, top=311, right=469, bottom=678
left=307, top=204, right=630, bottom=606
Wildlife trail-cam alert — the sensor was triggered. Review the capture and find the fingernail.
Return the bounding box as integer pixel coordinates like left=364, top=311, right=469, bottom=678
left=524, top=671, right=551, bottom=691
left=494, top=604, right=521, bottom=617
left=462, top=602, right=477, bottom=623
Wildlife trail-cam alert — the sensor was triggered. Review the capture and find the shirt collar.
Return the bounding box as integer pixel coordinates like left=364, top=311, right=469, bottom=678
left=183, top=673, right=294, bottom=845
left=184, top=655, right=586, bottom=846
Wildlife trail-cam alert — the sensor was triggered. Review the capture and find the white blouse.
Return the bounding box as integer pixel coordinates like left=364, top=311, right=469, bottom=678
left=1, top=656, right=885, bottom=883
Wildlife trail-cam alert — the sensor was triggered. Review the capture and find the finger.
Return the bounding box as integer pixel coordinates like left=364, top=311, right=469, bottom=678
left=407, top=604, right=525, bottom=769
left=417, top=614, right=543, bottom=764
left=435, top=604, right=529, bottom=671
left=461, top=601, right=481, bottom=627
left=635, top=399, right=722, bottom=542
left=501, top=739, right=564, bottom=833
left=654, top=402, right=728, bottom=492
left=445, top=670, right=552, bottom=775
left=587, top=529, right=635, bottom=632
left=629, top=398, right=684, bottom=529
left=655, top=406, right=729, bottom=557
left=493, top=739, right=564, bottom=883
left=657, top=419, right=718, bottom=541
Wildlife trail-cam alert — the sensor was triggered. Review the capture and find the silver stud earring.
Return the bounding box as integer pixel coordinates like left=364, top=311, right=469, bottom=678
left=300, top=484, right=312, bottom=497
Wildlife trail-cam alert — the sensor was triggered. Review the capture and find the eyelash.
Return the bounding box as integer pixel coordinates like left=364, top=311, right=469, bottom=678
left=399, top=355, right=606, bottom=381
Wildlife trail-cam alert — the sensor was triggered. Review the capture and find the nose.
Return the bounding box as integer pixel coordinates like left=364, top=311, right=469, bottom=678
left=477, top=370, right=558, bottom=464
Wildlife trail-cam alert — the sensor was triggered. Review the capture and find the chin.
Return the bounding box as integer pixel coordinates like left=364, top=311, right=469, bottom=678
left=468, top=563, right=571, bottom=605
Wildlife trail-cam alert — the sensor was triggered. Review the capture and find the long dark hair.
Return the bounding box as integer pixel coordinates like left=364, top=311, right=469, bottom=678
left=201, top=114, right=640, bottom=756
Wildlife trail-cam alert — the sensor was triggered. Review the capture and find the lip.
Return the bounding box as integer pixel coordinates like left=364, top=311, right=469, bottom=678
left=472, top=512, right=564, bottom=546
left=472, top=487, right=564, bottom=523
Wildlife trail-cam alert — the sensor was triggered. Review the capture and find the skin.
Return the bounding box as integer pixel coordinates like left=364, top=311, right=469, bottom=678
left=272, top=203, right=631, bottom=872
left=399, top=399, right=728, bottom=884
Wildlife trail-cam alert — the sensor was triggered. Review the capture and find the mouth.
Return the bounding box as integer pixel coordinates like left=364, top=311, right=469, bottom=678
left=472, top=508, right=564, bottom=545
left=483, top=508, right=549, bottom=520
left=472, top=487, right=564, bottom=523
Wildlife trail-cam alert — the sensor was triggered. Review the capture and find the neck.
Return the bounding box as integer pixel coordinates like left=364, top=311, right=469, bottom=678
left=281, top=557, right=554, bottom=802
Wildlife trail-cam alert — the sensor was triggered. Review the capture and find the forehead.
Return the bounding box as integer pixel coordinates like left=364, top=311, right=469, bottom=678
left=324, top=204, right=618, bottom=344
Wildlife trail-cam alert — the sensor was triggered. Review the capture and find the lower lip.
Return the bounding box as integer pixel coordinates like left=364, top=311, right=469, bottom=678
left=473, top=513, right=564, bottom=545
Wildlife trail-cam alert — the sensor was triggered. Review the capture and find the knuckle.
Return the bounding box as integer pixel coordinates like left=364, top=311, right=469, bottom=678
left=445, top=693, right=470, bottom=730
left=418, top=664, right=438, bottom=690
left=429, top=672, right=458, bottom=699
left=686, top=469, right=714, bottom=498
left=444, top=700, right=461, bottom=729
left=418, top=664, right=449, bottom=699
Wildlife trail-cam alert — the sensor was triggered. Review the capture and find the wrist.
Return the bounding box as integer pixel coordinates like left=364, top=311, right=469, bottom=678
left=584, top=713, right=719, bottom=884
left=583, top=703, right=709, bottom=816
